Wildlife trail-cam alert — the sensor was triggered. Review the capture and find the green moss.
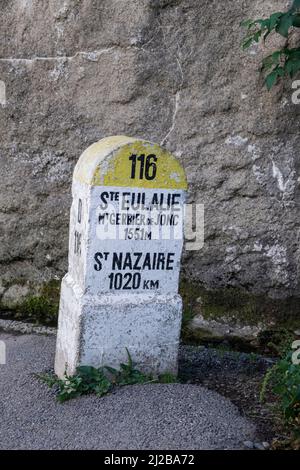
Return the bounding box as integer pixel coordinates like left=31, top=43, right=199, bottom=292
left=183, top=326, right=214, bottom=344
left=179, top=278, right=300, bottom=328
left=39, top=279, right=60, bottom=301
left=179, top=278, right=300, bottom=354
left=256, top=329, right=296, bottom=356
left=0, top=279, right=60, bottom=326
left=21, top=295, right=58, bottom=326
left=179, top=278, right=200, bottom=310
left=180, top=279, right=204, bottom=343
left=181, top=308, right=194, bottom=336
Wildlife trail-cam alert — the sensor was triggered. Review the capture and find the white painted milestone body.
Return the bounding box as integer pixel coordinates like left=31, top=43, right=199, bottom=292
left=55, top=136, right=187, bottom=378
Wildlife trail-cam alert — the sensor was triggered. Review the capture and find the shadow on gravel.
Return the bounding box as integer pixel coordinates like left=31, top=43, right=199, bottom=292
left=178, top=345, right=284, bottom=445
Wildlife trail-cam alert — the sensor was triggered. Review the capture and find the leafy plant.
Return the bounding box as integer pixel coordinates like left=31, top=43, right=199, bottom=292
left=241, top=0, right=300, bottom=89
left=260, top=347, right=300, bottom=424
left=38, top=366, right=112, bottom=402
left=158, top=372, right=178, bottom=384
left=181, top=308, right=195, bottom=342
left=105, top=348, right=152, bottom=386
left=37, top=349, right=159, bottom=403
left=22, top=295, right=58, bottom=325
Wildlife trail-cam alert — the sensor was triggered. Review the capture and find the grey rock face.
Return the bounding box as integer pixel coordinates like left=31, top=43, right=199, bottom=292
left=0, top=0, right=299, bottom=305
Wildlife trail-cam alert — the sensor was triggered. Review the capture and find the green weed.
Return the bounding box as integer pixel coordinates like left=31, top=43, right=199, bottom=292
left=260, top=347, right=300, bottom=425
left=37, top=349, right=175, bottom=403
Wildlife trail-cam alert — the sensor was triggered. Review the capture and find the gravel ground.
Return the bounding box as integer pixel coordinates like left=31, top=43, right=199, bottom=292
left=0, top=332, right=256, bottom=450
left=179, top=345, right=283, bottom=444
left=0, top=318, right=56, bottom=335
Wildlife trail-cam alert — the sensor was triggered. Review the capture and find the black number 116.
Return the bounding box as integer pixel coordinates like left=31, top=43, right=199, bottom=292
left=129, top=154, right=157, bottom=180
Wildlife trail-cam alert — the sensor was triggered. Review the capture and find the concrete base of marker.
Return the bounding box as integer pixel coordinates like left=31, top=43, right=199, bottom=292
left=55, top=274, right=182, bottom=378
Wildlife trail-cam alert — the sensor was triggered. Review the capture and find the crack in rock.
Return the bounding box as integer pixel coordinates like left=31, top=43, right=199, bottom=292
left=161, top=57, right=184, bottom=146
left=0, top=44, right=152, bottom=63
left=161, top=90, right=181, bottom=146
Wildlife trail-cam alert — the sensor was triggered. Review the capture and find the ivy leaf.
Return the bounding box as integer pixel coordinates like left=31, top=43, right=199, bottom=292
left=242, top=36, right=254, bottom=50
left=270, top=12, right=283, bottom=30
left=285, top=58, right=300, bottom=77
left=292, top=14, right=300, bottom=27
left=262, top=50, right=283, bottom=73
left=272, top=50, right=283, bottom=63
left=253, top=30, right=262, bottom=42
left=262, top=55, right=274, bottom=71
left=285, top=60, right=294, bottom=77
left=257, top=18, right=270, bottom=30
left=265, top=70, right=279, bottom=90
left=263, top=30, right=271, bottom=43
left=288, top=48, right=300, bottom=60
left=276, top=66, right=285, bottom=77
left=291, top=0, right=300, bottom=11
left=241, top=6, right=300, bottom=90
left=276, top=13, right=294, bottom=37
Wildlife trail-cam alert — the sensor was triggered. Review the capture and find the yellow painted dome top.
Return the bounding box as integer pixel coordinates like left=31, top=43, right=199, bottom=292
left=73, top=135, right=187, bottom=190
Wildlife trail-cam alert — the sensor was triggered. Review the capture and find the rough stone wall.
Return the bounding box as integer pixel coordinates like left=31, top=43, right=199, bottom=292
left=0, top=0, right=300, bottom=307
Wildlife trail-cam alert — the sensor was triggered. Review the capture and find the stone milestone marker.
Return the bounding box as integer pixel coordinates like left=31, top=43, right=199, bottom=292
left=55, top=136, right=187, bottom=378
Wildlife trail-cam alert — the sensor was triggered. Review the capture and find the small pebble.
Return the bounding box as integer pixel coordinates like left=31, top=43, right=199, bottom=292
left=262, top=441, right=270, bottom=449
left=244, top=440, right=254, bottom=449
left=254, top=442, right=265, bottom=450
